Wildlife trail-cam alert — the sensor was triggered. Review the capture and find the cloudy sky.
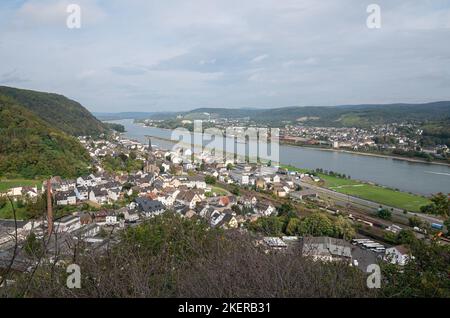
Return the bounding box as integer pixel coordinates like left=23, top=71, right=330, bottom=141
left=1, top=0, right=450, bottom=112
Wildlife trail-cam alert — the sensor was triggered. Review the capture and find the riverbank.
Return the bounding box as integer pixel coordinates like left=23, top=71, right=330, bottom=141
left=281, top=142, right=450, bottom=167
left=111, top=119, right=450, bottom=196
left=137, top=122, right=450, bottom=167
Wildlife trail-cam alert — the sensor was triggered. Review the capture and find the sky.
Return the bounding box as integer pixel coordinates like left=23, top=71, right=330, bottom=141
left=0, top=0, right=450, bottom=112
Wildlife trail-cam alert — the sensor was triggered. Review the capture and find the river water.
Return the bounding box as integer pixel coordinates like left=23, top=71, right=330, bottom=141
left=110, top=119, right=450, bottom=196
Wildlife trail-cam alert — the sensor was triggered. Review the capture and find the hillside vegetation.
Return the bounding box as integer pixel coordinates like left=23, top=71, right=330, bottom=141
left=4, top=213, right=448, bottom=297
left=0, top=86, right=106, bottom=136
left=150, top=102, right=450, bottom=129
left=0, top=95, right=90, bottom=178
left=5, top=213, right=374, bottom=298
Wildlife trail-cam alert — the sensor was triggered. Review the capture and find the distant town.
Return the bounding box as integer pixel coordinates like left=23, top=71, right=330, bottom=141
left=141, top=116, right=449, bottom=164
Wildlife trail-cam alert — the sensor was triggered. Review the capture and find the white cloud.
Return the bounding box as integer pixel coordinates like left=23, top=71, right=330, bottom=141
left=14, top=0, right=106, bottom=28
left=0, top=0, right=449, bottom=111
left=251, top=54, right=269, bottom=63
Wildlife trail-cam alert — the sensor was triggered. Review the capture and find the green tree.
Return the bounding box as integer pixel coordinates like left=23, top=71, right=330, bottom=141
left=0, top=196, right=7, bottom=209
left=444, top=217, right=450, bottom=236
left=204, top=175, right=216, bottom=185
left=430, top=192, right=449, bottom=217
left=24, top=194, right=47, bottom=219
left=230, top=185, right=240, bottom=196
left=383, top=231, right=398, bottom=244
left=248, top=216, right=283, bottom=236
left=377, top=208, right=392, bottom=220
left=24, top=233, right=42, bottom=257
left=408, top=215, right=423, bottom=228
left=333, top=215, right=356, bottom=240
left=420, top=192, right=450, bottom=217
left=285, top=218, right=301, bottom=236
left=297, top=213, right=335, bottom=237
left=396, top=229, right=417, bottom=245
left=129, top=151, right=137, bottom=160
left=277, top=203, right=295, bottom=217
left=381, top=240, right=450, bottom=297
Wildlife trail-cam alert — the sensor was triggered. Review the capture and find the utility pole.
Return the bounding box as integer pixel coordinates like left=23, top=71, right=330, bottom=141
left=46, top=178, right=53, bottom=236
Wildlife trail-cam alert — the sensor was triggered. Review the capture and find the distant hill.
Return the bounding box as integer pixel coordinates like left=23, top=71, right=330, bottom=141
left=0, top=94, right=91, bottom=178
left=95, top=112, right=167, bottom=121
left=0, top=86, right=107, bottom=136
left=174, top=102, right=450, bottom=127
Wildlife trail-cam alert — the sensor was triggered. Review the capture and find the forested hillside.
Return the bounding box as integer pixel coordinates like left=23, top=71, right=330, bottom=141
left=0, top=95, right=91, bottom=178
left=0, top=86, right=106, bottom=136
left=156, top=102, right=450, bottom=128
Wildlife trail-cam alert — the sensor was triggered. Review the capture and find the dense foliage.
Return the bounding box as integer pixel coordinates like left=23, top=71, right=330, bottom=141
left=0, top=96, right=91, bottom=178
left=101, top=153, right=143, bottom=173
left=104, top=122, right=125, bottom=133
left=0, top=86, right=107, bottom=136
left=380, top=239, right=450, bottom=297
left=248, top=212, right=356, bottom=240
left=204, top=175, right=216, bottom=184
left=5, top=213, right=373, bottom=297
left=150, top=102, right=450, bottom=128
left=420, top=193, right=449, bottom=217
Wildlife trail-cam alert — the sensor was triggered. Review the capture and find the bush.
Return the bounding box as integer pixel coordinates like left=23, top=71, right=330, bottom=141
left=4, top=213, right=374, bottom=298
left=0, top=196, right=7, bottom=209
left=204, top=175, right=216, bottom=185
left=377, top=208, right=392, bottom=220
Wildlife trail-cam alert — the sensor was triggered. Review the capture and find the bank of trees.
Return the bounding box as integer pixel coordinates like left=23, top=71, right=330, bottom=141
left=420, top=193, right=449, bottom=217
left=248, top=211, right=356, bottom=240
left=102, top=153, right=143, bottom=173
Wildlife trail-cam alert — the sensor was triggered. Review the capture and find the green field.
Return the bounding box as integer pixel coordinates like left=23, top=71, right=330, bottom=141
left=280, top=165, right=309, bottom=174
left=320, top=174, right=430, bottom=212
left=280, top=164, right=430, bottom=212
left=0, top=179, right=41, bottom=192
left=211, top=186, right=229, bottom=196
left=0, top=200, right=28, bottom=220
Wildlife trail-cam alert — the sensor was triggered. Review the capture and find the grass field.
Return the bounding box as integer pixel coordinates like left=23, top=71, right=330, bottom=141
left=318, top=174, right=430, bottom=212
left=280, top=164, right=430, bottom=212
left=280, top=165, right=309, bottom=174
left=211, top=186, right=230, bottom=196
left=0, top=179, right=42, bottom=192
left=0, top=200, right=28, bottom=220
left=0, top=179, right=42, bottom=220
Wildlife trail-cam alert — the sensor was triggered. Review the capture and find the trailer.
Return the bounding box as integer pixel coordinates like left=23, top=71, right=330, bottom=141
left=431, top=223, right=444, bottom=230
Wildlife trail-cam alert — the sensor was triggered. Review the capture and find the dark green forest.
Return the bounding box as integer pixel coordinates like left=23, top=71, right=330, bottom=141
left=0, top=86, right=107, bottom=136
left=0, top=95, right=91, bottom=178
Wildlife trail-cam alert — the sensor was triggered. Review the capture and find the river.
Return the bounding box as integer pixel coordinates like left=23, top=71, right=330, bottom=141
left=109, top=119, right=450, bottom=196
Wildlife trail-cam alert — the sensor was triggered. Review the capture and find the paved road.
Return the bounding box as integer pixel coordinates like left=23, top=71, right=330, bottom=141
left=300, top=182, right=443, bottom=225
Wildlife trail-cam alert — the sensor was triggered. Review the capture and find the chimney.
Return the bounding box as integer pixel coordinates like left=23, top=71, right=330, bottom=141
left=46, top=178, right=53, bottom=236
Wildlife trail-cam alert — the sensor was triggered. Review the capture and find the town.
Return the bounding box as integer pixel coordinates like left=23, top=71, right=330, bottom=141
left=142, top=117, right=449, bottom=162
left=1, top=129, right=448, bottom=279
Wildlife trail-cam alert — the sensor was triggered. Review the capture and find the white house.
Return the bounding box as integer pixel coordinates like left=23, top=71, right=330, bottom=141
left=384, top=245, right=413, bottom=266
left=53, top=215, right=81, bottom=233
left=7, top=187, right=23, bottom=197
left=106, top=214, right=118, bottom=225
